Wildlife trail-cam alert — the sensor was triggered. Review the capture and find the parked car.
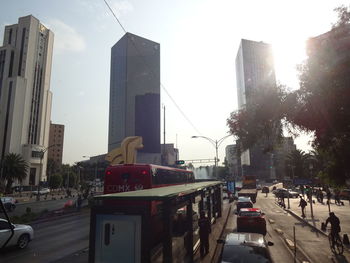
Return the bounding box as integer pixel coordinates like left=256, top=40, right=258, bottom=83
left=339, top=189, right=350, bottom=200
left=273, top=188, right=299, bottom=198
left=218, top=232, right=273, bottom=262
left=0, top=197, right=17, bottom=212
left=236, top=196, right=253, bottom=212
left=0, top=218, right=34, bottom=249
left=32, top=188, right=50, bottom=195
left=237, top=208, right=267, bottom=235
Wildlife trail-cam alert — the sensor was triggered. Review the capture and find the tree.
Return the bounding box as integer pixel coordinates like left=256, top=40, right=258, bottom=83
left=49, top=174, right=63, bottom=189
left=227, top=5, right=350, bottom=185
left=285, top=150, right=310, bottom=179
left=227, top=85, right=286, bottom=153
left=2, top=153, right=29, bottom=193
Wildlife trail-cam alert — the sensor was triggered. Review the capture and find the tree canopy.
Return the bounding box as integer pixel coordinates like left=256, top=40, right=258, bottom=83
left=2, top=153, right=29, bottom=193
left=227, top=5, right=350, bottom=185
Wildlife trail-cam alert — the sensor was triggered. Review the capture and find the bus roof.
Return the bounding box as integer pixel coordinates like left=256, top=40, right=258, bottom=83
left=107, top=163, right=193, bottom=173
left=95, top=181, right=221, bottom=201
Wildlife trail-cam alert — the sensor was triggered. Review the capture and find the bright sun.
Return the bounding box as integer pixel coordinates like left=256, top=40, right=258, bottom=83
left=272, top=39, right=307, bottom=90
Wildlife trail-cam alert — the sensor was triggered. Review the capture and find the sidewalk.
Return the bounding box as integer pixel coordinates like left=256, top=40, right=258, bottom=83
left=284, top=195, right=350, bottom=238
left=6, top=189, right=79, bottom=204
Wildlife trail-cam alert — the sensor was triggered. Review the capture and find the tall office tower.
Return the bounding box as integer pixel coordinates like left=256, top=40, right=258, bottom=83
left=0, top=15, right=54, bottom=186
left=108, top=33, right=161, bottom=164
left=48, top=123, right=65, bottom=167
left=235, top=39, right=277, bottom=180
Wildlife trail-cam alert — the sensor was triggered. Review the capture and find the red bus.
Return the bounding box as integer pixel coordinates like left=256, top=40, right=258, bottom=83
left=104, top=164, right=195, bottom=194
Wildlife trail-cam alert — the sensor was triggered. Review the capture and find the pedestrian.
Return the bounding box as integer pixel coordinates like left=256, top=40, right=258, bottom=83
left=319, top=190, right=324, bottom=204
left=300, top=185, right=305, bottom=198
left=326, top=189, right=332, bottom=204
left=298, top=196, right=307, bottom=218
left=334, top=190, right=341, bottom=205
left=198, top=210, right=211, bottom=258
left=280, top=191, right=286, bottom=209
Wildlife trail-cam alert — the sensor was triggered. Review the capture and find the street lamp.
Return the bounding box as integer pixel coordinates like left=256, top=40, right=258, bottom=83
left=37, top=144, right=60, bottom=201
left=191, top=135, right=232, bottom=179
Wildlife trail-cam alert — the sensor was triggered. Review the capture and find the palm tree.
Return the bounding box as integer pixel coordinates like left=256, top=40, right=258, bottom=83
left=285, top=149, right=310, bottom=179
left=3, top=153, right=29, bottom=193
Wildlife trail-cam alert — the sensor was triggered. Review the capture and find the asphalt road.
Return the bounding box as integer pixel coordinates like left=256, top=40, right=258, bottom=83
left=0, top=210, right=90, bottom=263
left=3, top=198, right=79, bottom=217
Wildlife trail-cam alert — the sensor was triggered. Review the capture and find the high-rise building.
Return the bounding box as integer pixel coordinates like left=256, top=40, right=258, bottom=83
left=235, top=39, right=277, bottom=180
left=0, top=15, right=54, bottom=186
left=48, top=123, right=64, bottom=166
left=108, top=33, right=161, bottom=164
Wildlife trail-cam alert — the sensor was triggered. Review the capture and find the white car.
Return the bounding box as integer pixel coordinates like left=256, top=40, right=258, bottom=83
left=0, top=197, right=17, bottom=212
left=32, top=188, right=50, bottom=195
left=0, top=218, right=34, bottom=249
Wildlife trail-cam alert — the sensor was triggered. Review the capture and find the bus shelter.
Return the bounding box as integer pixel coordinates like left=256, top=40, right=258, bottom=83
left=88, top=181, right=223, bottom=263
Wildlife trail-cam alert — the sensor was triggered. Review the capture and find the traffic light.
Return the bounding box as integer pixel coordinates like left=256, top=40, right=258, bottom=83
left=175, top=160, right=185, bottom=165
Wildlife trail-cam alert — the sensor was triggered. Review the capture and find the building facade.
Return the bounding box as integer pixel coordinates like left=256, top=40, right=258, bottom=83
left=273, top=137, right=297, bottom=181
left=235, top=39, right=277, bottom=180
left=0, top=15, right=54, bottom=185
left=48, top=123, right=64, bottom=167
left=108, top=33, right=161, bottom=164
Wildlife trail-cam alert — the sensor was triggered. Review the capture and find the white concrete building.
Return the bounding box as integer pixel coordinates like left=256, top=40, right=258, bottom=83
left=0, top=15, right=54, bottom=186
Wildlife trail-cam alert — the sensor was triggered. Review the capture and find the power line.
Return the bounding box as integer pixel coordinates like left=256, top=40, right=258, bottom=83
left=103, top=0, right=202, bottom=135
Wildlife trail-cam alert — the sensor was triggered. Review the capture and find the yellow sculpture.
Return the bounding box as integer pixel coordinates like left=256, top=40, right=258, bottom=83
left=105, top=136, right=144, bottom=165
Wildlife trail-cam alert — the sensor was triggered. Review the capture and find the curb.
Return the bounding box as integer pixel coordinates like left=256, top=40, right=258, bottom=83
left=211, top=203, right=232, bottom=263
left=286, top=209, right=328, bottom=237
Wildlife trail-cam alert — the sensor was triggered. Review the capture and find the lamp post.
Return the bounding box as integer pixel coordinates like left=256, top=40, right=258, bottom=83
left=37, top=144, right=59, bottom=201
left=309, top=163, right=314, bottom=218
left=191, top=135, right=232, bottom=179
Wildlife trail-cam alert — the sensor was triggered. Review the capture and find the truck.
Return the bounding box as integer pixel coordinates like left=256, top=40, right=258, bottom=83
left=238, top=176, right=258, bottom=203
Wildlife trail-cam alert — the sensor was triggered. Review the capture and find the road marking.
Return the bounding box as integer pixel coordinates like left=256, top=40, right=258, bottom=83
left=275, top=228, right=283, bottom=234
left=285, top=238, right=295, bottom=249
left=268, top=219, right=275, bottom=224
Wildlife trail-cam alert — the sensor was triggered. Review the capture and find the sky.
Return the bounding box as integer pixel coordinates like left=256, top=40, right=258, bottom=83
left=0, top=0, right=348, bottom=166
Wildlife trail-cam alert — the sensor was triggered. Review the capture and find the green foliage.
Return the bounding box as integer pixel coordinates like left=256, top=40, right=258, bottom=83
left=49, top=174, right=63, bottom=189
left=285, top=150, right=311, bottom=179
left=2, top=153, right=29, bottom=193
left=227, top=85, right=286, bottom=153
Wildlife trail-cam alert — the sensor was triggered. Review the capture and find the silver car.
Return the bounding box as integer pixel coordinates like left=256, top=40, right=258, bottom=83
left=0, top=218, right=34, bottom=249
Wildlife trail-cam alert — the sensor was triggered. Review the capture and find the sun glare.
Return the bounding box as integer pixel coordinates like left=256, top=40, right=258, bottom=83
left=272, top=39, right=307, bottom=90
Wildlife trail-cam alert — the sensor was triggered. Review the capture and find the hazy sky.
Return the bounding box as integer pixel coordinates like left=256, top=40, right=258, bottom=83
left=0, top=0, right=347, bottom=165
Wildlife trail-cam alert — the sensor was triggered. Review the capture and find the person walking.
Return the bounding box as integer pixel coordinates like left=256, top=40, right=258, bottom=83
left=198, top=210, right=211, bottom=258
left=319, top=190, right=324, bottom=204
left=300, top=185, right=305, bottom=198
left=326, top=189, right=332, bottom=205
left=280, top=191, right=286, bottom=209
left=298, top=196, right=307, bottom=218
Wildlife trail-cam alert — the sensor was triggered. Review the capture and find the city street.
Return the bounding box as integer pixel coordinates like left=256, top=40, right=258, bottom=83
left=258, top=191, right=350, bottom=263
left=0, top=210, right=90, bottom=263
left=1, top=188, right=350, bottom=263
